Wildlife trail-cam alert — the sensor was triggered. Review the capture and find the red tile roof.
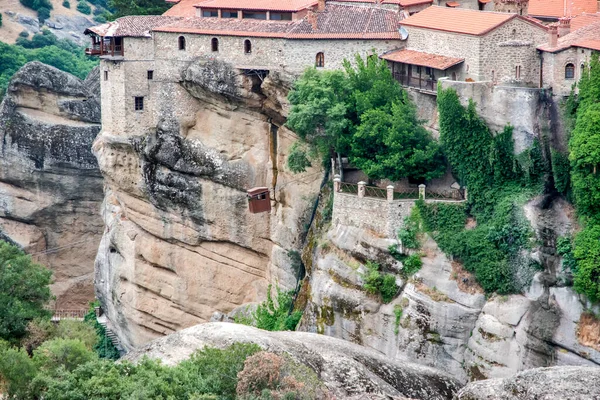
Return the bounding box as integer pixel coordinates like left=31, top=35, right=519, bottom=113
left=571, top=12, right=600, bottom=30
left=400, top=6, right=517, bottom=35
left=381, top=48, right=464, bottom=69
left=155, top=3, right=401, bottom=39
left=538, top=20, right=600, bottom=52
left=528, top=0, right=598, bottom=18
left=399, top=0, right=432, bottom=6
left=194, top=0, right=318, bottom=12
left=85, top=15, right=182, bottom=36
left=164, top=0, right=199, bottom=17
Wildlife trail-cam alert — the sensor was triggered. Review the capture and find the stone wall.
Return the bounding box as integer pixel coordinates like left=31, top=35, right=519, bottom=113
left=542, top=46, right=594, bottom=97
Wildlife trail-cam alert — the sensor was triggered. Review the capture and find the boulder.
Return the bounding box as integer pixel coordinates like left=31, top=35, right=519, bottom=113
left=123, top=322, right=461, bottom=400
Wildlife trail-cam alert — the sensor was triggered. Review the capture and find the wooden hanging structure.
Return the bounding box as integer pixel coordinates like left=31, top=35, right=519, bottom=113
left=247, top=187, right=271, bottom=213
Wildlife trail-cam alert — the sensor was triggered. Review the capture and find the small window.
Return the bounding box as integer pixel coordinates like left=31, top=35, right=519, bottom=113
left=222, top=10, right=238, bottom=18
left=178, top=36, right=186, bottom=50
left=512, top=28, right=517, bottom=38
left=565, top=63, right=575, bottom=79
left=270, top=12, right=292, bottom=20
left=242, top=11, right=267, bottom=19
left=244, top=39, right=252, bottom=54
left=416, top=66, right=422, bottom=74
left=202, top=9, right=218, bottom=17
left=212, top=37, right=219, bottom=52
left=425, top=67, right=432, bottom=76
left=104, top=70, right=108, bottom=81
left=147, top=70, right=154, bottom=80
left=134, top=96, right=144, bottom=111
left=581, top=63, right=586, bottom=78
left=451, top=72, right=457, bottom=80
left=515, top=65, right=521, bottom=79
left=315, top=52, right=324, bottom=68
left=491, top=70, right=495, bottom=81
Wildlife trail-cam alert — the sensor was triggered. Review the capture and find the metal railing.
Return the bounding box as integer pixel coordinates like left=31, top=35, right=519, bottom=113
left=364, top=185, right=387, bottom=199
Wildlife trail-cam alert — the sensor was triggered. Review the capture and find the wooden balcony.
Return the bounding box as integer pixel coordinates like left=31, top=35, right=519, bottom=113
left=85, top=40, right=123, bottom=58
left=393, top=72, right=437, bottom=94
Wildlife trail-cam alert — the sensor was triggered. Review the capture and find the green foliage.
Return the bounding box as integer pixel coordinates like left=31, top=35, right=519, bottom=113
left=572, top=224, right=600, bottom=302
left=108, top=0, right=171, bottom=18
left=402, top=254, right=422, bottom=276
left=0, top=12, right=3, bottom=27
left=83, top=304, right=120, bottom=360
left=0, top=241, right=52, bottom=343
left=77, top=0, right=92, bottom=14
left=238, top=285, right=302, bottom=331
left=557, top=235, right=577, bottom=273
left=62, top=0, right=70, bottom=7
left=0, top=37, right=98, bottom=98
left=33, top=338, right=96, bottom=374
left=19, top=30, right=30, bottom=38
left=0, top=341, right=38, bottom=399
left=19, top=0, right=53, bottom=21
left=397, top=206, right=422, bottom=249
left=287, top=142, right=312, bottom=173
left=551, top=150, right=571, bottom=195
left=287, top=53, right=444, bottom=181
left=393, top=305, right=403, bottom=335
left=361, top=261, right=398, bottom=303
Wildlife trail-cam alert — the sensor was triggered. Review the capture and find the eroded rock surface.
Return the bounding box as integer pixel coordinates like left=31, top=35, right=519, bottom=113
left=94, top=59, right=321, bottom=350
left=456, top=366, right=600, bottom=400
left=0, top=61, right=103, bottom=308
left=123, top=322, right=461, bottom=400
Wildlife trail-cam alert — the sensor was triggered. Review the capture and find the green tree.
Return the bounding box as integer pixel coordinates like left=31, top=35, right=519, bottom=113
left=109, top=0, right=171, bottom=18
left=0, top=241, right=52, bottom=342
left=77, top=0, right=91, bottom=14
left=238, top=285, right=302, bottom=331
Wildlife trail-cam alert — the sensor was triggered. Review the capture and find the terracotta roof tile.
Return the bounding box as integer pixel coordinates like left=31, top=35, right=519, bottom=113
left=538, top=20, right=600, bottom=51
left=381, top=48, right=464, bottom=69
left=400, top=6, right=516, bottom=35
left=398, top=0, right=432, bottom=6
left=164, top=0, right=199, bottom=17
left=85, top=15, right=182, bottom=36
left=194, top=0, right=318, bottom=12
left=528, top=0, right=598, bottom=18
left=155, top=4, right=401, bottom=39
left=571, top=12, right=600, bottom=30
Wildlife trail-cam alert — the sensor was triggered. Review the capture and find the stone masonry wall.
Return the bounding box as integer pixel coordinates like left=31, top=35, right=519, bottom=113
left=479, top=18, right=547, bottom=86
left=543, top=47, right=594, bottom=97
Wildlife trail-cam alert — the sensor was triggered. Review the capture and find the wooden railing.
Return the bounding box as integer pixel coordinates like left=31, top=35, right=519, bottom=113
left=85, top=44, right=123, bottom=57
left=393, top=72, right=437, bottom=92
left=335, top=178, right=465, bottom=202
left=50, top=309, right=88, bottom=321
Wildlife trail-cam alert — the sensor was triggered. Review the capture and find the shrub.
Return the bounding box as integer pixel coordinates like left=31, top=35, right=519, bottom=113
left=393, top=305, right=403, bottom=335
left=0, top=12, right=3, bottom=27
left=37, top=6, right=51, bottom=21
left=402, top=254, right=422, bottom=276
left=33, top=338, right=96, bottom=374
left=77, top=1, right=92, bottom=14
left=572, top=224, right=600, bottom=302
left=237, top=285, right=303, bottom=331
left=62, top=0, right=70, bottom=7
left=397, top=207, right=421, bottom=249
left=83, top=304, right=120, bottom=359
left=361, top=261, right=398, bottom=303
left=380, top=274, right=399, bottom=303
left=19, top=30, right=30, bottom=38
left=93, top=14, right=106, bottom=22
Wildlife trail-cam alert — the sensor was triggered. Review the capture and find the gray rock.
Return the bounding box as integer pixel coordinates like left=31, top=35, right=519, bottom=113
left=123, top=322, right=461, bottom=400
left=456, top=366, right=600, bottom=400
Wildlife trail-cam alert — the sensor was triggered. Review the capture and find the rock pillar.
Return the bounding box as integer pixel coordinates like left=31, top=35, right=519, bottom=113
left=358, top=181, right=366, bottom=198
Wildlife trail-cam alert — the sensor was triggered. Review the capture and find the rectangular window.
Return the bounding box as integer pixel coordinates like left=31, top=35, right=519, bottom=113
left=222, top=10, right=238, bottom=18
left=270, top=12, right=292, bottom=20
left=416, top=66, right=422, bottom=74
left=243, top=11, right=267, bottom=19
left=134, top=96, right=144, bottom=111
left=202, top=9, right=218, bottom=17
left=425, top=67, right=432, bottom=76
left=147, top=70, right=154, bottom=80
left=104, top=71, right=108, bottom=81
left=515, top=65, right=521, bottom=79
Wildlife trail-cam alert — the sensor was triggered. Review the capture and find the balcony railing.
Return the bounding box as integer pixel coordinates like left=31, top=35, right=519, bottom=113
left=393, top=72, right=437, bottom=92
left=85, top=44, right=123, bottom=57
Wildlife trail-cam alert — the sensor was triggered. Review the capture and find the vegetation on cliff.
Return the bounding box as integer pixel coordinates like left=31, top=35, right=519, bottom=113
left=565, top=53, right=600, bottom=302
left=286, top=54, right=445, bottom=181
left=236, top=285, right=302, bottom=332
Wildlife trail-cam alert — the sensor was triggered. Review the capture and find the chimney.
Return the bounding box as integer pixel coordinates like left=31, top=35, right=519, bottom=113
left=558, top=17, right=571, bottom=37
left=548, top=24, right=558, bottom=47
left=308, top=10, right=318, bottom=29
left=317, top=0, right=326, bottom=11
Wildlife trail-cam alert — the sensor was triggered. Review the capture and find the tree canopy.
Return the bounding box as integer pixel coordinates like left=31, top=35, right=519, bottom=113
left=286, top=54, right=445, bottom=181
left=108, top=0, right=171, bottom=18
left=0, top=241, right=52, bottom=342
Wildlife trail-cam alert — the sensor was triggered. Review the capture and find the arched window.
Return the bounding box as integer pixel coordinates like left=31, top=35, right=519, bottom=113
left=178, top=36, right=186, bottom=51
left=211, top=37, right=219, bottom=52
left=315, top=52, right=324, bottom=68
left=565, top=63, right=575, bottom=79
left=244, top=39, right=252, bottom=54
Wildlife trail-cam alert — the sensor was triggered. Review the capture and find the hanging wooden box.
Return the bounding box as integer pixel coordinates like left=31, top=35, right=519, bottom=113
left=247, top=187, right=271, bottom=213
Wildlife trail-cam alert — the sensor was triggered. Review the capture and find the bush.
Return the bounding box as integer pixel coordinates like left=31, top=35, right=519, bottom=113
left=0, top=12, right=3, bottom=27
left=572, top=224, right=600, bottom=302
left=77, top=1, right=92, bottom=14
left=83, top=304, right=120, bottom=359
left=237, top=285, right=303, bottom=331
left=397, top=207, right=421, bottom=250
left=33, top=338, right=96, bottom=374
left=402, top=254, right=422, bottom=276
left=62, top=0, right=70, bottom=7
left=19, top=30, right=30, bottom=38
left=93, top=14, right=106, bottom=22
left=361, top=261, right=398, bottom=303
left=287, top=142, right=312, bottom=173
left=37, top=6, right=51, bottom=21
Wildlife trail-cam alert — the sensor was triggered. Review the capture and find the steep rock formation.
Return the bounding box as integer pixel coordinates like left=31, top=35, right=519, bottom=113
left=301, top=191, right=600, bottom=383
left=94, top=60, right=321, bottom=350
left=0, top=61, right=103, bottom=308
left=123, top=322, right=462, bottom=400
left=456, top=366, right=600, bottom=399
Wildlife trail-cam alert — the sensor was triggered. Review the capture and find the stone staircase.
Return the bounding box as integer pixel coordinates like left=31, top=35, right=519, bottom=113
left=96, top=314, right=123, bottom=352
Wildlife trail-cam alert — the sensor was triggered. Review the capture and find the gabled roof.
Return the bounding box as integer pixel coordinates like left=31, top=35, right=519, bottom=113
left=538, top=20, right=600, bottom=52
left=571, top=12, right=600, bottom=31
left=155, top=3, right=401, bottom=39
left=164, top=0, right=200, bottom=17
left=84, top=15, right=182, bottom=37
left=381, top=49, right=464, bottom=69
left=194, top=0, right=318, bottom=12
left=399, top=6, right=518, bottom=36
left=528, top=0, right=598, bottom=19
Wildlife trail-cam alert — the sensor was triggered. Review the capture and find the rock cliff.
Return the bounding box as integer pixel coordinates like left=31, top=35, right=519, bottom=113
left=94, top=60, right=322, bottom=350
left=123, top=321, right=462, bottom=400
left=300, top=191, right=600, bottom=383
left=0, top=61, right=103, bottom=308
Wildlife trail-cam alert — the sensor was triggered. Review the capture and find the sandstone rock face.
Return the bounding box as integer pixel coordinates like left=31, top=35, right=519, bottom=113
left=456, top=366, right=600, bottom=400
left=0, top=61, right=103, bottom=308
left=301, top=191, right=600, bottom=383
left=123, top=322, right=462, bottom=400
left=94, top=59, right=321, bottom=350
